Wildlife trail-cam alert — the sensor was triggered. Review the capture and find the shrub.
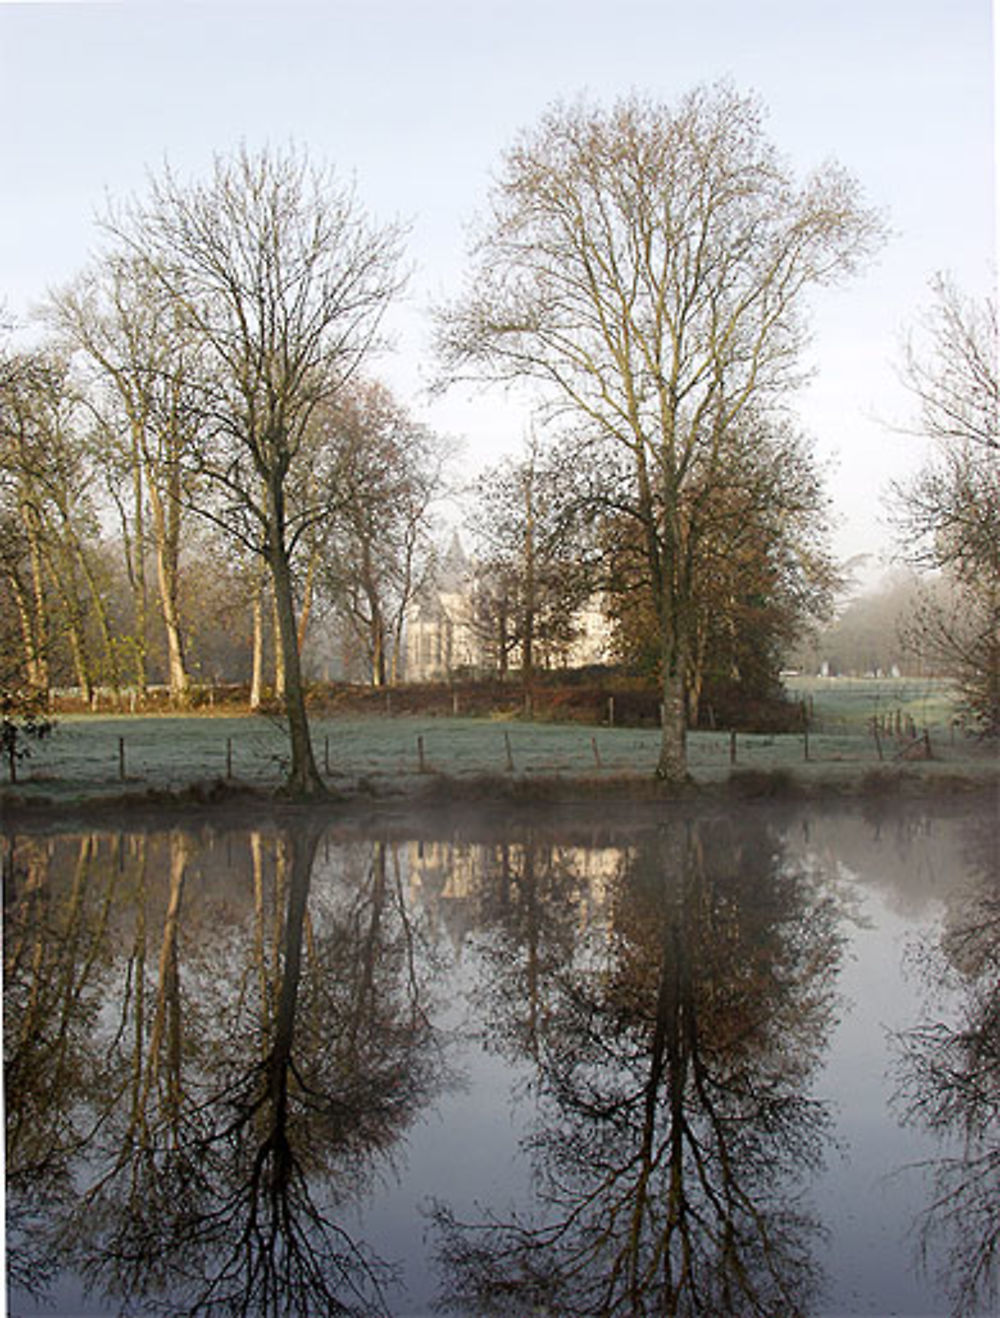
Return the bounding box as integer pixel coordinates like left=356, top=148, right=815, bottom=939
left=1, top=689, right=56, bottom=784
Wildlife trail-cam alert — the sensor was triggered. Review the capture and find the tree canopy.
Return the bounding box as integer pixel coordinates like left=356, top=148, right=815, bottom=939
left=99, top=145, right=409, bottom=793
left=891, top=276, right=999, bottom=735
left=436, top=83, right=884, bottom=779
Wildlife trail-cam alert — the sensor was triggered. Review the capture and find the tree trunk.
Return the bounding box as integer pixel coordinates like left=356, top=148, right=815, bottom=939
left=155, top=543, right=189, bottom=706
left=521, top=613, right=534, bottom=714
left=22, top=505, right=50, bottom=692
left=657, top=667, right=688, bottom=784
left=497, top=599, right=510, bottom=682
left=6, top=569, right=46, bottom=691
left=147, top=480, right=190, bottom=707
left=371, top=611, right=386, bottom=687
left=128, top=429, right=149, bottom=696
left=653, top=508, right=689, bottom=783
left=266, top=490, right=325, bottom=798
left=161, top=590, right=190, bottom=708
left=42, top=545, right=95, bottom=702
left=521, top=477, right=536, bottom=713
left=64, top=610, right=94, bottom=703
left=249, top=573, right=265, bottom=711
left=271, top=594, right=286, bottom=701
left=61, top=533, right=124, bottom=702
left=296, top=542, right=319, bottom=655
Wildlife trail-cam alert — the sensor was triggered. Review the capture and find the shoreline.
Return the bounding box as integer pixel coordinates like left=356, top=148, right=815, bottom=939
left=2, top=761, right=997, bottom=830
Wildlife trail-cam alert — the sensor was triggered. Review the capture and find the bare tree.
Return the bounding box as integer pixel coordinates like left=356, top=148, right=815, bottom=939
left=46, top=255, right=200, bottom=705
left=320, top=380, right=445, bottom=687
left=892, top=276, right=999, bottom=735
left=436, top=84, right=883, bottom=781
left=465, top=432, right=594, bottom=702
left=0, top=347, right=120, bottom=701
left=104, top=144, right=407, bottom=795
left=0, top=349, right=54, bottom=692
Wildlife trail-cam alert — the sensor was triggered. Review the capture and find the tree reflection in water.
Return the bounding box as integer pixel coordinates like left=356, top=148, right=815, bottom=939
left=891, top=817, right=999, bottom=1317
left=3, top=824, right=441, bottom=1316
left=432, top=814, right=847, bottom=1316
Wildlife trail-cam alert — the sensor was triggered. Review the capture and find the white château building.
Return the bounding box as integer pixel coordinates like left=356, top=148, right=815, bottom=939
left=403, top=533, right=613, bottom=682
left=403, top=534, right=481, bottom=681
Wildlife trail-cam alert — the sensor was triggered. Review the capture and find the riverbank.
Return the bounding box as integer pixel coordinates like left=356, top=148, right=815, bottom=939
left=2, top=707, right=995, bottom=824
left=3, top=758, right=997, bottom=832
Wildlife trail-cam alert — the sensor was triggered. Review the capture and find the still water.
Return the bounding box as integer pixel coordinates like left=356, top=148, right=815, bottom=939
left=4, top=799, right=997, bottom=1317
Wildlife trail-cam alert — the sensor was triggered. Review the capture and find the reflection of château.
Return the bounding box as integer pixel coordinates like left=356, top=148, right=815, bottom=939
left=403, top=838, right=623, bottom=951
left=403, top=533, right=613, bottom=682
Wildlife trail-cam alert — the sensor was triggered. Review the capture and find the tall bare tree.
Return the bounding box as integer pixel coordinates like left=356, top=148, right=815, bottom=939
left=0, top=347, right=119, bottom=701
left=104, top=145, right=407, bottom=794
left=47, top=256, right=200, bottom=705
left=436, top=84, right=883, bottom=781
left=320, top=380, right=444, bottom=687
left=892, top=275, right=999, bottom=735
left=0, top=349, right=54, bottom=692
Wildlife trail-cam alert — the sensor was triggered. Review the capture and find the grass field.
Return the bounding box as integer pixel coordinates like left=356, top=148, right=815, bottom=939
left=3, top=677, right=996, bottom=806
left=785, top=675, right=960, bottom=733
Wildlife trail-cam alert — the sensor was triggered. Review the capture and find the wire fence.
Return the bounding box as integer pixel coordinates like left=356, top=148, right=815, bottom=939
left=5, top=708, right=994, bottom=800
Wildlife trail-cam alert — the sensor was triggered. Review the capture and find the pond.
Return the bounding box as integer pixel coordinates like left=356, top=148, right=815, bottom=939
left=4, top=798, right=998, bottom=1317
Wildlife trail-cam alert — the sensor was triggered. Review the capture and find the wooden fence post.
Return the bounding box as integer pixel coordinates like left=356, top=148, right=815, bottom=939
left=729, top=730, right=737, bottom=765
left=118, top=736, right=126, bottom=781
left=226, top=736, right=233, bottom=778
left=504, top=732, right=514, bottom=772
left=417, top=735, right=426, bottom=773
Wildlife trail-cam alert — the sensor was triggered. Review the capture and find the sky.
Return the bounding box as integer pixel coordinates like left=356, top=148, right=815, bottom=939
left=1, top=0, right=995, bottom=580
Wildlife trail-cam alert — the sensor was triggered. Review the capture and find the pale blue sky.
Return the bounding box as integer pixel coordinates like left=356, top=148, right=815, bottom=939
left=1, top=0, right=995, bottom=569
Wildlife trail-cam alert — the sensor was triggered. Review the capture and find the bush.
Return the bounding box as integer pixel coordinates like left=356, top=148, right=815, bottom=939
left=1, top=689, right=56, bottom=784
left=697, top=682, right=804, bottom=734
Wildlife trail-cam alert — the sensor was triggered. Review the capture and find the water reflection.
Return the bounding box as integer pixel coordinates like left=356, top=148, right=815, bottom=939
left=4, top=802, right=997, bottom=1316
left=4, top=825, right=442, bottom=1316
left=431, top=814, right=846, bottom=1316
left=891, top=816, right=1000, bottom=1317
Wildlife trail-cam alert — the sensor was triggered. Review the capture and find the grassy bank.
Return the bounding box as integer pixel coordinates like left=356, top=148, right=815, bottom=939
left=2, top=694, right=995, bottom=816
